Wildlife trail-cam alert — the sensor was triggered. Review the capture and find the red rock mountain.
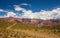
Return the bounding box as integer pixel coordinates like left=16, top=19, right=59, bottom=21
left=0, top=17, right=60, bottom=26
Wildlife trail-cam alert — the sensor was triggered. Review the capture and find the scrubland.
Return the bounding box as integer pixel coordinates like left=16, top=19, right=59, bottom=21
left=0, top=21, right=60, bottom=38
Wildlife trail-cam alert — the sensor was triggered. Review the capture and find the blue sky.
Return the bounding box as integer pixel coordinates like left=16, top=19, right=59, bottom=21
left=0, top=0, right=60, bottom=20
left=0, top=0, right=60, bottom=11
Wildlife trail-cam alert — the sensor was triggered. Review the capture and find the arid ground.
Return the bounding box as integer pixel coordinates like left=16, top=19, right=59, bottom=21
left=0, top=21, right=60, bottom=38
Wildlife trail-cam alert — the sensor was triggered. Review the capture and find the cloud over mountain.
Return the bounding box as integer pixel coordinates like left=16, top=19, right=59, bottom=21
left=14, top=5, right=60, bottom=20
left=6, top=12, right=17, bottom=17
left=0, top=5, right=60, bottom=20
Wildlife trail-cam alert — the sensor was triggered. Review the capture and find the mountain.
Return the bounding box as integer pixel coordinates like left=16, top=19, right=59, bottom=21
left=0, top=17, right=22, bottom=22
left=0, top=17, right=60, bottom=26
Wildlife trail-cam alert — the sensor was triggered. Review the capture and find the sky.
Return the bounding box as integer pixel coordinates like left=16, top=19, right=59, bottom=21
left=0, top=0, right=60, bottom=20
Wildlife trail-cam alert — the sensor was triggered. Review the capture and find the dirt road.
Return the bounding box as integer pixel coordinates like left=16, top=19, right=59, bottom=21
left=6, top=23, right=17, bottom=29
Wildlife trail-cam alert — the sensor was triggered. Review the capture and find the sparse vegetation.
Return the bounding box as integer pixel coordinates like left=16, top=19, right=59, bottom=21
left=0, top=21, right=60, bottom=38
left=0, top=21, right=15, bottom=29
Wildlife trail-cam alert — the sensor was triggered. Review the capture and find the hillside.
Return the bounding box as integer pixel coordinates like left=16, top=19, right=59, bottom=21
left=0, top=17, right=60, bottom=25
left=0, top=21, right=60, bottom=38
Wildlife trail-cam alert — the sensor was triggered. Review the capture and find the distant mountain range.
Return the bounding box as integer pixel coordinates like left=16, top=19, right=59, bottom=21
left=0, top=17, right=60, bottom=26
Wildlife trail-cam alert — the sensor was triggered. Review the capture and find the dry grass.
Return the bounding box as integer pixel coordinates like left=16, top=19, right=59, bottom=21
left=0, top=21, right=60, bottom=38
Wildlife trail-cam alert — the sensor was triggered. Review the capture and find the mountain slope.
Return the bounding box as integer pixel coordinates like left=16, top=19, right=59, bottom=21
left=0, top=21, right=60, bottom=38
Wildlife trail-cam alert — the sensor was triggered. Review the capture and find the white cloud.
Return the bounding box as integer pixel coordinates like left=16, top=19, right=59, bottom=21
left=0, top=9, right=8, bottom=12
left=6, top=11, right=16, bottom=17
left=14, top=5, right=60, bottom=20
left=0, top=11, right=17, bottom=18
left=0, top=9, right=17, bottom=18
left=0, top=9, right=4, bottom=12
left=0, top=5, right=60, bottom=20
left=14, top=5, right=26, bottom=12
left=20, top=3, right=31, bottom=6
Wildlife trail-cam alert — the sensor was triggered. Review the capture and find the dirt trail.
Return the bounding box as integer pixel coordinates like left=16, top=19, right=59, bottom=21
left=6, top=23, right=17, bottom=29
